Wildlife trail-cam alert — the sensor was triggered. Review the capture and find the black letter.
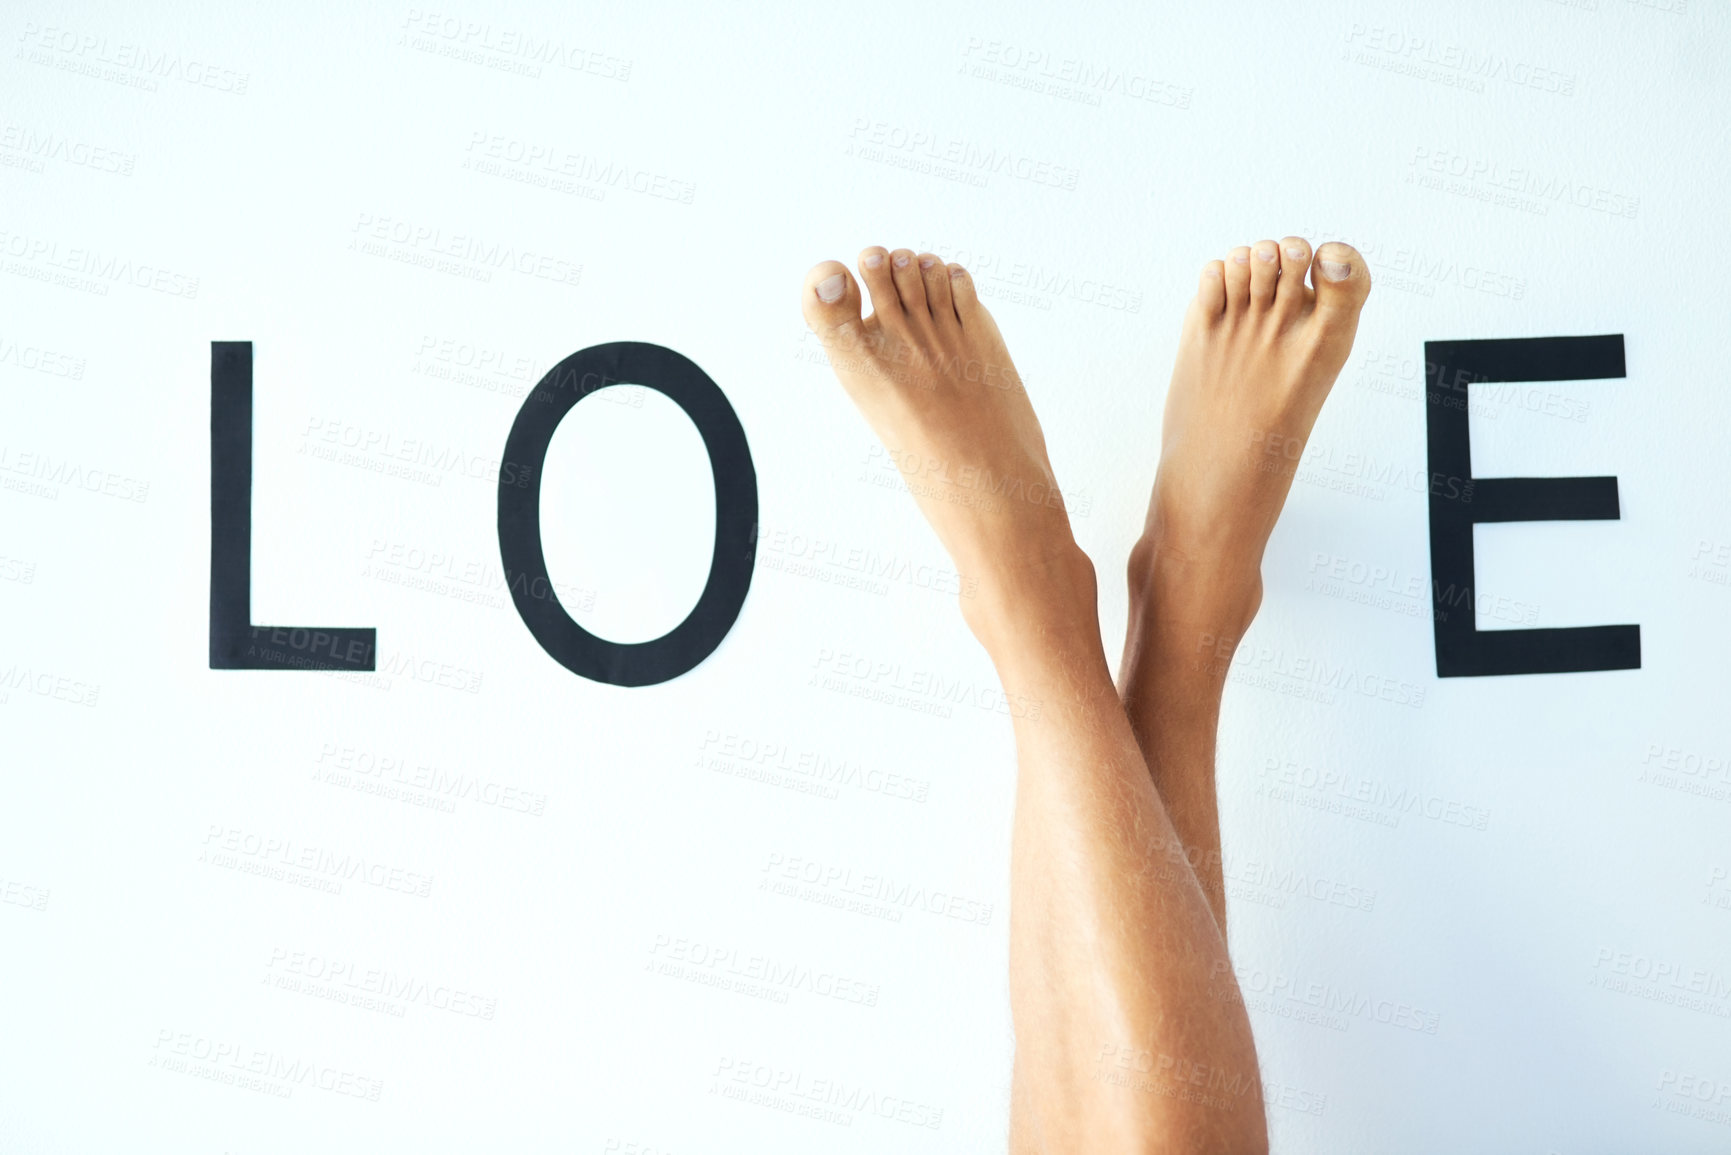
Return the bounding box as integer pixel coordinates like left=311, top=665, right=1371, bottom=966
left=1425, top=334, right=1638, bottom=677
left=209, top=341, right=376, bottom=671
left=498, top=342, right=757, bottom=687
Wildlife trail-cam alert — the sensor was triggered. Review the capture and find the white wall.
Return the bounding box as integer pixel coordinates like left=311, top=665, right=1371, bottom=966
left=2, top=0, right=1727, bottom=1151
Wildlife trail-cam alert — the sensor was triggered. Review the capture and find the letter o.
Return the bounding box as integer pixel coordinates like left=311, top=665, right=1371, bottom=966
left=498, top=342, right=758, bottom=686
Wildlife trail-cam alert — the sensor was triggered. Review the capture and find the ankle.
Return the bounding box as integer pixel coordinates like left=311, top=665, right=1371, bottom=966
left=961, top=539, right=1102, bottom=665
left=1126, top=535, right=1262, bottom=651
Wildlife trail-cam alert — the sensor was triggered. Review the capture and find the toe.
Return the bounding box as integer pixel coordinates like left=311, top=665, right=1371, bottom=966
left=1223, top=246, right=1252, bottom=310
left=889, top=248, right=928, bottom=317
left=801, top=260, right=864, bottom=343
left=857, top=246, right=897, bottom=319
left=947, top=263, right=982, bottom=324
left=1248, top=239, right=1280, bottom=308
left=1195, top=260, right=1226, bottom=318
left=1275, top=237, right=1314, bottom=313
left=917, top=253, right=953, bottom=324
left=1311, top=241, right=1372, bottom=321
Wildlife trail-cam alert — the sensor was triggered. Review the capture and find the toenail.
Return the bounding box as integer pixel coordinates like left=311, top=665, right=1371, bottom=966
left=1285, top=245, right=1307, bottom=260
left=1319, top=259, right=1352, bottom=282
left=1255, top=247, right=1277, bottom=262
left=864, top=252, right=884, bottom=269
left=919, top=256, right=935, bottom=269
left=815, top=273, right=846, bottom=303
left=1231, top=254, right=1249, bottom=265
left=949, top=264, right=966, bottom=278
left=1203, top=265, right=1221, bottom=279
left=893, top=254, right=910, bottom=268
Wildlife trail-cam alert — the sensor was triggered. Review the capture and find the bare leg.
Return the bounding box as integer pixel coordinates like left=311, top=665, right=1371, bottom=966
left=1119, top=238, right=1372, bottom=929
left=801, top=248, right=1270, bottom=1152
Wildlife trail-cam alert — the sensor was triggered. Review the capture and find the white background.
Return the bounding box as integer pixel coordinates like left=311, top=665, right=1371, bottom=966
left=3, top=1, right=1729, bottom=1151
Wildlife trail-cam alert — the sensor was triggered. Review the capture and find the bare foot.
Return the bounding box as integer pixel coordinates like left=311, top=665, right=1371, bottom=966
left=1119, top=238, right=1370, bottom=930
left=1133, top=238, right=1372, bottom=642
left=800, top=247, right=1094, bottom=650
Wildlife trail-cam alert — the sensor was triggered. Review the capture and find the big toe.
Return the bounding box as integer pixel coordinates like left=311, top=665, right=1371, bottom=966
left=1311, top=242, right=1371, bottom=322
left=801, top=260, right=866, bottom=346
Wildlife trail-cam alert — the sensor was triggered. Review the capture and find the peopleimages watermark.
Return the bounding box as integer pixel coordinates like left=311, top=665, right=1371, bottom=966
left=1212, top=960, right=1443, bottom=1035
left=1655, top=1068, right=1731, bottom=1128
left=398, top=8, right=632, bottom=81
left=760, top=851, right=994, bottom=927
left=0, top=662, right=100, bottom=707
left=201, top=825, right=435, bottom=897
left=18, top=23, right=250, bottom=94
left=464, top=130, right=695, bottom=204
left=0, top=444, right=149, bottom=502
left=1306, top=551, right=1539, bottom=627
left=757, top=523, right=976, bottom=599
left=0, top=228, right=198, bottom=298
left=1093, top=1042, right=1258, bottom=1110
left=314, top=742, right=545, bottom=814
left=847, top=117, right=1080, bottom=191
left=1407, top=145, right=1639, bottom=219
left=265, top=947, right=497, bottom=1019
left=349, top=212, right=583, bottom=288
left=150, top=1029, right=382, bottom=1100
left=1, top=877, right=51, bottom=912
left=957, top=38, right=1193, bottom=109
left=698, top=729, right=930, bottom=804
left=1221, top=855, right=1378, bottom=914
left=1587, top=946, right=1731, bottom=1022
left=1258, top=757, right=1491, bottom=831
left=1253, top=428, right=1473, bottom=504
left=648, top=933, right=880, bottom=1008
left=1638, top=739, right=1731, bottom=804
left=1343, top=24, right=1576, bottom=96
left=861, top=444, right=1090, bottom=517
left=1196, top=633, right=1427, bottom=710
left=911, top=237, right=1144, bottom=313
left=810, top=645, right=1043, bottom=721
left=711, top=1056, right=943, bottom=1129
left=0, top=334, right=86, bottom=379
left=0, top=123, right=136, bottom=176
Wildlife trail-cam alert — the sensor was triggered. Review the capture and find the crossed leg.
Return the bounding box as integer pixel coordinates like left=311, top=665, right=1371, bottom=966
left=799, top=239, right=1367, bottom=1152
left=1120, top=237, right=1372, bottom=931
